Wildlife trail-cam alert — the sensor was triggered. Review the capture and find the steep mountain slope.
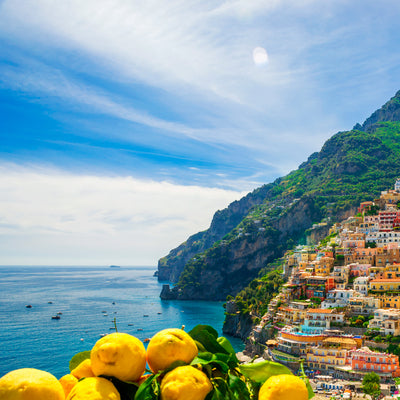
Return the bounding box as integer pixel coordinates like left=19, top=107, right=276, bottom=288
left=159, top=90, right=400, bottom=301
left=157, top=185, right=273, bottom=281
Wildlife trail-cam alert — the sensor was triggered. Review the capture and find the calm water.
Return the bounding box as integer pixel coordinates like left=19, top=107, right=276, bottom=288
left=0, top=266, right=244, bottom=378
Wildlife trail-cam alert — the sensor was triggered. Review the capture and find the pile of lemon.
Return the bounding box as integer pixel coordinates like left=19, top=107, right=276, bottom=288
left=0, top=326, right=312, bottom=400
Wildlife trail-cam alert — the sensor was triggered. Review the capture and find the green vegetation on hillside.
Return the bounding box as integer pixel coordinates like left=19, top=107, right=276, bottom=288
left=230, top=263, right=285, bottom=317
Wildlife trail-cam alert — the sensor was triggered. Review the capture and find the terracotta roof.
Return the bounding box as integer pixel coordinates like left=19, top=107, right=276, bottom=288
left=307, top=308, right=333, bottom=314
left=370, top=278, right=400, bottom=283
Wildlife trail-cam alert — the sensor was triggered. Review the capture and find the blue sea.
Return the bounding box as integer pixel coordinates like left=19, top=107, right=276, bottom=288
left=0, top=266, right=244, bottom=378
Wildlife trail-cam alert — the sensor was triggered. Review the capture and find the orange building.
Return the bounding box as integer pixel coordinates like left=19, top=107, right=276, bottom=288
left=350, top=347, right=400, bottom=377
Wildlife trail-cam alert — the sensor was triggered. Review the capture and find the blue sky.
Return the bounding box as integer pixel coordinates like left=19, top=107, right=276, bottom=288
left=1, top=0, right=400, bottom=265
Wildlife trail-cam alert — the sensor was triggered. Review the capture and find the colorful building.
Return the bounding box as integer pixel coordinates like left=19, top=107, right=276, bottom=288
left=301, top=309, right=344, bottom=334
left=349, top=263, right=370, bottom=277
left=276, top=329, right=325, bottom=356
left=353, top=276, right=370, bottom=295
left=306, top=337, right=358, bottom=373
left=358, top=201, right=375, bottom=214
left=380, top=263, right=400, bottom=279
left=369, top=278, right=400, bottom=292
left=368, top=308, right=400, bottom=336
left=347, top=296, right=379, bottom=316
left=379, top=295, right=400, bottom=310
left=350, top=347, right=400, bottom=377
left=274, top=305, right=307, bottom=327
left=375, top=247, right=400, bottom=267
left=313, top=256, right=335, bottom=276
left=378, top=209, right=400, bottom=232
left=321, top=289, right=355, bottom=309
left=305, top=276, right=335, bottom=299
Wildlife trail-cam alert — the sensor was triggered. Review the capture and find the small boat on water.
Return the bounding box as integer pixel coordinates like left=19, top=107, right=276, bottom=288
left=157, top=312, right=162, bottom=315
left=143, top=314, right=149, bottom=317
left=128, top=323, right=134, bottom=326
left=144, top=338, right=150, bottom=343
left=51, top=315, right=60, bottom=320
left=26, top=305, right=32, bottom=308
left=48, top=301, right=53, bottom=304
left=57, top=312, right=62, bottom=315
left=137, top=328, right=143, bottom=331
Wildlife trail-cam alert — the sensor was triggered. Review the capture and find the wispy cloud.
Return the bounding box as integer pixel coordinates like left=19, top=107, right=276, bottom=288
left=2, top=0, right=398, bottom=167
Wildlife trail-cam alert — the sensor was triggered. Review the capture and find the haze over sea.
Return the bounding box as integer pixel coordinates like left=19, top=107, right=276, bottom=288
left=0, top=265, right=244, bottom=378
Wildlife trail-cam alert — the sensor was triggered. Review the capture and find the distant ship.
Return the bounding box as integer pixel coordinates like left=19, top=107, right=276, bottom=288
left=109, top=265, right=121, bottom=268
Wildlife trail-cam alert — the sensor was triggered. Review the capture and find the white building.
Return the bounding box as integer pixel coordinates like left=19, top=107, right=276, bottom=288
left=321, top=289, right=355, bottom=309
left=395, top=178, right=400, bottom=193
left=366, top=231, right=400, bottom=247
left=301, top=309, right=345, bottom=334
left=353, top=276, right=370, bottom=296
left=348, top=296, right=380, bottom=316
left=369, top=308, right=400, bottom=336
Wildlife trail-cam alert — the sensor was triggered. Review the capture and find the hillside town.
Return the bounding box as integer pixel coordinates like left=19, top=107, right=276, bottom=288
left=243, top=179, right=400, bottom=396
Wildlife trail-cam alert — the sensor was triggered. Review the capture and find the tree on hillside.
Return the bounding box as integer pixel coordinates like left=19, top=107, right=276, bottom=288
left=361, top=372, right=381, bottom=400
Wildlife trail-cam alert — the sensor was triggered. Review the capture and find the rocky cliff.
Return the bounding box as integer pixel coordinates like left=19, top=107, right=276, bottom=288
left=222, top=300, right=254, bottom=340
left=157, top=184, right=274, bottom=281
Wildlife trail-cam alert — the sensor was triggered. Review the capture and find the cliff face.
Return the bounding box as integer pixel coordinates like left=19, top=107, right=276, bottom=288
left=157, top=184, right=274, bottom=281
left=159, top=90, right=400, bottom=301
left=362, top=90, right=400, bottom=132
left=222, top=301, right=254, bottom=340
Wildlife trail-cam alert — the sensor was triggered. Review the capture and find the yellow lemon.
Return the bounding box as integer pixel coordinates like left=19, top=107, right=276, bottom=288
left=160, top=365, right=212, bottom=400
left=258, top=374, right=308, bottom=400
left=146, top=328, right=198, bottom=373
left=91, top=332, right=146, bottom=381
left=71, top=358, right=95, bottom=379
left=66, top=377, right=120, bottom=400
left=59, top=374, right=78, bottom=398
left=0, top=368, right=64, bottom=400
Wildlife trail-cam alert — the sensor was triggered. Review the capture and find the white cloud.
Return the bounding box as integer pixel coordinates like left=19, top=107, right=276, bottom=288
left=0, top=164, right=245, bottom=265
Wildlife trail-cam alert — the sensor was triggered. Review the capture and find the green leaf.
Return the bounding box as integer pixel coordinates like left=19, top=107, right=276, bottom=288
left=227, top=372, right=251, bottom=400
left=210, top=377, right=230, bottom=400
left=298, top=359, right=315, bottom=399
left=191, top=352, right=230, bottom=374
left=194, top=339, right=207, bottom=352
left=217, top=337, right=238, bottom=362
left=69, top=351, right=91, bottom=372
left=239, top=360, right=292, bottom=383
left=190, top=324, right=219, bottom=339
left=304, top=376, right=315, bottom=400
left=189, top=326, right=229, bottom=355
left=134, top=374, right=160, bottom=400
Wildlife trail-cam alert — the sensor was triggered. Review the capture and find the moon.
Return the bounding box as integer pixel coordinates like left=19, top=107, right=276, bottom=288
left=253, top=47, right=269, bottom=66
